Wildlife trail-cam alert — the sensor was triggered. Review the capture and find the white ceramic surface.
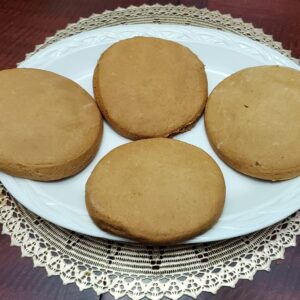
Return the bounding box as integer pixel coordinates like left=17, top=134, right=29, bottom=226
left=1, top=24, right=300, bottom=243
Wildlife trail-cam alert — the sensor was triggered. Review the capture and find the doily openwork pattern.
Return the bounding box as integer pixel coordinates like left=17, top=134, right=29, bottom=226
left=1, top=5, right=300, bottom=299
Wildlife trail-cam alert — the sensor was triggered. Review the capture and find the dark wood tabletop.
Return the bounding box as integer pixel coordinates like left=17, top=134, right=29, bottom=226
left=0, top=1, right=300, bottom=299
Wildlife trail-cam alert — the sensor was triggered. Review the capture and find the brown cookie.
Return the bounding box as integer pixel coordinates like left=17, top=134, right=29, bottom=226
left=93, top=37, right=208, bottom=139
left=0, top=68, right=103, bottom=181
left=86, top=138, right=225, bottom=245
left=205, top=65, right=300, bottom=181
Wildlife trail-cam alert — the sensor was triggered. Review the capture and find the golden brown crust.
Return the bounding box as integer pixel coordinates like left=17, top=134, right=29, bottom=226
left=205, top=65, right=300, bottom=181
left=0, top=68, right=103, bottom=181
left=93, top=37, right=208, bottom=140
left=86, top=138, right=225, bottom=245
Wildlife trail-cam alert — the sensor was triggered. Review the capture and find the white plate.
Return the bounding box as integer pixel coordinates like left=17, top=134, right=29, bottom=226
left=1, top=24, right=300, bottom=243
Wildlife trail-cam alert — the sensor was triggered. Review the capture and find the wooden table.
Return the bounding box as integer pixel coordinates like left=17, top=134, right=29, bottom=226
left=0, top=1, right=299, bottom=299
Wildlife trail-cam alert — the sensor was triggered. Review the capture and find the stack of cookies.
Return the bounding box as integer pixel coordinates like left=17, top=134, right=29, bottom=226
left=0, top=36, right=300, bottom=245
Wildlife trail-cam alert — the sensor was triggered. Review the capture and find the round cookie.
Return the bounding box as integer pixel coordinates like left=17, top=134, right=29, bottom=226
left=93, top=37, right=208, bottom=139
left=86, top=138, right=225, bottom=245
left=0, top=68, right=103, bottom=181
left=205, top=65, right=300, bottom=181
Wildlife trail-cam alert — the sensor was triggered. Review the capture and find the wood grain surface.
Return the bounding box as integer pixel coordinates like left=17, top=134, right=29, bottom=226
left=0, top=1, right=300, bottom=299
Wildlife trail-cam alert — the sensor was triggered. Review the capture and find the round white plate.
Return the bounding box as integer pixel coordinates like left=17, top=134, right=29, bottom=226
left=1, top=24, right=300, bottom=243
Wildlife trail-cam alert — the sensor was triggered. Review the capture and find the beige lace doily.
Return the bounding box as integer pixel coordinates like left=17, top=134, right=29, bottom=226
left=1, top=5, right=300, bottom=299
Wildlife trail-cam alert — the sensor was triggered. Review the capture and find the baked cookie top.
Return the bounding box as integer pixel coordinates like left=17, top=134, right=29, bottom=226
left=86, top=138, right=225, bottom=245
left=0, top=68, right=102, bottom=180
left=205, top=65, right=300, bottom=181
left=93, top=37, right=208, bottom=139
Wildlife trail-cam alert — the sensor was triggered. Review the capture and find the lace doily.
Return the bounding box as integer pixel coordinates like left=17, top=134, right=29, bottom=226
left=1, top=5, right=299, bottom=299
